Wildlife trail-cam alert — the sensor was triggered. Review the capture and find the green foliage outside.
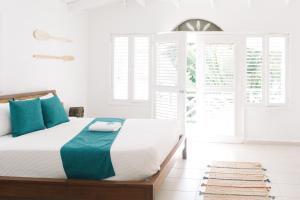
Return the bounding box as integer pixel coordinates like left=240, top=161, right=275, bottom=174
left=187, top=43, right=196, bottom=89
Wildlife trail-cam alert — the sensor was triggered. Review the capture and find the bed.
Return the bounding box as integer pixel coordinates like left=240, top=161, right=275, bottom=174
left=0, top=90, right=187, bottom=200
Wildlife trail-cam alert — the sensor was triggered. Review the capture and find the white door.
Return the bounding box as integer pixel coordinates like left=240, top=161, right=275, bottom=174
left=196, top=34, right=244, bottom=142
left=152, top=32, right=187, bottom=134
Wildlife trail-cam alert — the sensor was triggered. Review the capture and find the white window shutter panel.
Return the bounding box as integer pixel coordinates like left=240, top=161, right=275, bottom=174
left=155, top=41, right=179, bottom=119
left=113, top=37, right=129, bottom=100
left=133, top=37, right=150, bottom=100
left=155, top=92, right=178, bottom=119
left=268, top=37, right=286, bottom=104
left=156, top=42, right=178, bottom=87
left=246, top=37, right=263, bottom=104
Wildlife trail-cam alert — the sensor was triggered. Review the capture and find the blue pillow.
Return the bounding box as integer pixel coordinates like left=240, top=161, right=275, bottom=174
left=9, top=98, right=45, bottom=137
left=41, top=96, right=69, bottom=128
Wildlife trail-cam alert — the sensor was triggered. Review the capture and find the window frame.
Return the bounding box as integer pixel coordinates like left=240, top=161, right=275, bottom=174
left=110, top=34, right=152, bottom=105
left=245, top=33, right=290, bottom=108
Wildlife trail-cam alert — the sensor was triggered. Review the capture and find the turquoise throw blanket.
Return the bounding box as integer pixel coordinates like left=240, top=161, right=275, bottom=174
left=60, top=118, right=125, bottom=180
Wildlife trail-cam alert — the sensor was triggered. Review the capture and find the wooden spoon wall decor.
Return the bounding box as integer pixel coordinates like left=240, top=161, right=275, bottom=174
left=33, top=54, right=75, bottom=62
left=33, top=30, right=72, bottom=43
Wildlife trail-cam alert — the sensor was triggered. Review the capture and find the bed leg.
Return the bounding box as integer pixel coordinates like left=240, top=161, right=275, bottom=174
left=182, top=138, right=187, bottom=160
left=146, top=187, right=155, bottom=200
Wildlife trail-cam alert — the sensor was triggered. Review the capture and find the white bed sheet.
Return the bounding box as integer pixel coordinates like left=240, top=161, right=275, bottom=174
left=0, top=118, right=179, bottom=181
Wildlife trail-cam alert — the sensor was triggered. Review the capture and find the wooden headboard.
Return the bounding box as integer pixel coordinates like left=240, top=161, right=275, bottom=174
left=0, top=90, right=56, bottom=103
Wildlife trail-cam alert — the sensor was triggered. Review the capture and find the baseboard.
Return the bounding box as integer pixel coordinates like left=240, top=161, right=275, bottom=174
left=245, top=139, right=300, bottom=145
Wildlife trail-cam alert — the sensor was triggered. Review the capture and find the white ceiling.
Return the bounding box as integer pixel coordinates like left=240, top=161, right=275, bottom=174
left=61, top=0, right=80, bottom=4
left=62, top=0, right=182, bottom=11
left=62, top=0, right=292, bottom=11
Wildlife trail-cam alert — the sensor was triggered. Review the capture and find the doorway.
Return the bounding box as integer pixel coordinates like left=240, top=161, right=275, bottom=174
left=185, top=33, right=245, bottom=143
left=153, top=32, right=244, bottom=143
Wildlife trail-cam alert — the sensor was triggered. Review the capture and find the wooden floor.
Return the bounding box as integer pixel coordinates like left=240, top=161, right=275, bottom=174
left=156, top=141, right=300, bottom=200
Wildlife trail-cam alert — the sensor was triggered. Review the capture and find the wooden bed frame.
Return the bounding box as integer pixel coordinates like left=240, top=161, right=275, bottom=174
left=0, top=90, right=187, bottom=200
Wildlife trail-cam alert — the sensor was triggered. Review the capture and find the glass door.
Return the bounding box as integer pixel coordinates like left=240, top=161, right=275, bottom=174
left=195, top=34, right=244, bottom=142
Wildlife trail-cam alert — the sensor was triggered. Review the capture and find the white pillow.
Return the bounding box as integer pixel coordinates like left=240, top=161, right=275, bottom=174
left=0, top=103, right=11, bottom=136
left=64, top=103, right=70, bottom=115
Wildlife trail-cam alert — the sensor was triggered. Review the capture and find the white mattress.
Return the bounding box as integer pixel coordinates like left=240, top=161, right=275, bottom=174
left=0, top=118, right=179, bottom=181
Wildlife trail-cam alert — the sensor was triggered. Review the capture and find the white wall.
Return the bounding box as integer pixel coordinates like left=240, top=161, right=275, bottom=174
left=0, top=0, right=89, bottom=107
left=88, top=0, right=300, bottom=142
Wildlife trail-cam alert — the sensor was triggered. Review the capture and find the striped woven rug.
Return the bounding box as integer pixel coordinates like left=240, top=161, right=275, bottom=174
left=199, top=161, right=275, bottom=200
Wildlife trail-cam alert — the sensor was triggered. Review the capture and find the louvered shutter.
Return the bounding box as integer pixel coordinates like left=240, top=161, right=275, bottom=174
left=246, top=37, right=263, bottom=103
left=133, top=37, right=150, bottom=100
left=155, top=41, right=179, bottom=119
left=156, top=42, right=178, bottom=87
left=268, top=37, right=286, bottom=104
left=113, top=37, right=129, bottom=100
left=155, top=92, right=178, bottom=119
